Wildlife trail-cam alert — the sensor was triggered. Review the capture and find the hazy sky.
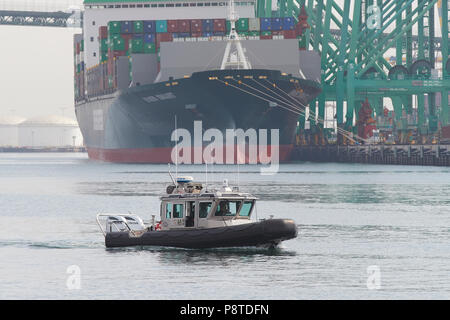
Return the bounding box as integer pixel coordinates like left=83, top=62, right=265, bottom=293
left=0, top=0, right=83, bottom=120
left=0, top=26, right=81, bottom=120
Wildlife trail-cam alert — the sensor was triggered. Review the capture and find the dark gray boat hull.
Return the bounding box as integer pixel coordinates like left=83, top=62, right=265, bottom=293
left=105, top=219, right=298, bottom=249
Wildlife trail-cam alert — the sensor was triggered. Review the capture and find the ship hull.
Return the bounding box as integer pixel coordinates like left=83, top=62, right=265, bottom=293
left=75, top=69, right=321, bottom=163
left=105, top=219, right=298, bottom=249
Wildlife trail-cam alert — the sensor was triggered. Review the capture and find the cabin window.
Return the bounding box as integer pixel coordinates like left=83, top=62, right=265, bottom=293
left=166, top=203, right=172, bottom=219
left=199, top=202, right=212, bottom=218
left=239, top=201, right=254, bottom=217
left=173, top=204, right=184, bottom=218
left=215, top=200, right=241, bottom=217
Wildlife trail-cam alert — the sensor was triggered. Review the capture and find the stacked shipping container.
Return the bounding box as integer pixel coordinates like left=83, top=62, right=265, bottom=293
left=74, top=34, right=85, bottom=101
left=75, top=16, right=305, bottom=98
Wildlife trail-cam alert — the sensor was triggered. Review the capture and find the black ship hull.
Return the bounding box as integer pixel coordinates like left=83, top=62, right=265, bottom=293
left=75, top=69, right=321, bottom=163
left=105, top=219, right=298, bottom=249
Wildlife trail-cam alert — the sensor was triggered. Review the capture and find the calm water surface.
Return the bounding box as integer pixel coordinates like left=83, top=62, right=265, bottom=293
left=0, top=153, right=449, bottom=299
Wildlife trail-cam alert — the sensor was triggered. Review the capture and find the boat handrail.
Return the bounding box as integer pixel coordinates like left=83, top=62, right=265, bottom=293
left=96, top=213, right=134, bottom=236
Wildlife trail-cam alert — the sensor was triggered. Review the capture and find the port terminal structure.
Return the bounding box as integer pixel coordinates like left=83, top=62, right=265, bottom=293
left=1, top=0, right=450, bottom=165
left=264, top=0, right=450, bottom=149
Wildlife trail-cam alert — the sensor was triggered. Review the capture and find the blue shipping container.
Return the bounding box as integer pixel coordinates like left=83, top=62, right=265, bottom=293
left=172, top=33, right=190, bottom=38
left=283, top=17, right=295, bottom=30
left=203, top=32, right=213, bottom=37
left=143, top=21, right=156, bottom=33
left=260, top=18, right=271, bottom=31
left=271, top=18, right=283, bottom=31
left=121, top=21, right=133, bottom=34
left=213, top=31, right=226, bottom=36
left=133, top=34, right=144, bottom=40
left=156, top=20, right=168, bottom=33
left=202, top=19, right=214, bottom=32
left=144, top=33, right=155, bottom=43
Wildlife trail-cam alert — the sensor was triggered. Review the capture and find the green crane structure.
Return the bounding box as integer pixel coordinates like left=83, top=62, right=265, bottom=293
left=257, top=0, right=450, bottom=144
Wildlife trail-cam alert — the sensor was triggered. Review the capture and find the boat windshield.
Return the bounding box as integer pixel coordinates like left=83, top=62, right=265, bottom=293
left=239, top=201, right=254, bottom=217
left=215, top=200, right=241, bottom=217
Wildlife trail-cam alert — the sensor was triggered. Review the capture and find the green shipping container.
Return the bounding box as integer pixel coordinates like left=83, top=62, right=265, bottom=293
left=144, top=43, right=156, bottom=53
left=298, top=35, right=307, bottom=48
left=100, top=39, right=108, bottom=52
left=108, top=21, right=121, bottom=35
left=80, top=40, right=84, bottom=52
left=109, top=36, right=125, bottom=51
left=101, top=52, right=108, bottom=63
left=248, top=31, right=260, bottom=36
left=77, top=64, right=81, bottom=73
left=129, top=39, right=144, bottom=53
left=237, top=18, right=249, bottom=32
left=156, top=20, right=168, bottom=33
left=261, top=31, right=272, bottom=36
left=133, top=21, right=144, bottom=33
left=238, top=31, right=249, bottom=36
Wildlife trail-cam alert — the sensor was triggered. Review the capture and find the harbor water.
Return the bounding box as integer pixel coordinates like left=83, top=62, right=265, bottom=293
left=0, top=153, right=449, bottom=299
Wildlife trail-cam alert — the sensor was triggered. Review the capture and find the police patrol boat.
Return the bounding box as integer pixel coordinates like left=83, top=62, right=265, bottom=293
left=96, top=176, right=297, bottom=249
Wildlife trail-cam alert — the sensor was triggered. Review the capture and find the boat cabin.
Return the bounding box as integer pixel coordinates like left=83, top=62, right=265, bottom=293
left=160, top=178, right=257, bottom=230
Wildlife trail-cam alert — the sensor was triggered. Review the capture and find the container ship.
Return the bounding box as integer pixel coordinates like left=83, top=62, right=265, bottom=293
left=74, top=0, right=321, bottom=163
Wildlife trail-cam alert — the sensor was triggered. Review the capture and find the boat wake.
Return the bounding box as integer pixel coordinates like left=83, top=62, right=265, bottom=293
left=0, top=239, right=101, bottom=250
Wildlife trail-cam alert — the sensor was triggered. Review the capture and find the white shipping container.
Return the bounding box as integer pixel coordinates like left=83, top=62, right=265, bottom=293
left=249, top=18, right=260, bottom=31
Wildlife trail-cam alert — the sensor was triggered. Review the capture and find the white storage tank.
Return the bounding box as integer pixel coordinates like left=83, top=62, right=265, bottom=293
left=0, top=115, right=26, bottom=147
left=18, top=115, right=84, bottom=148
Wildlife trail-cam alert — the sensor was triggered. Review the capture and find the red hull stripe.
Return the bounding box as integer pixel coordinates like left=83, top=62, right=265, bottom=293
left=87, top=145, right=294, bottom=163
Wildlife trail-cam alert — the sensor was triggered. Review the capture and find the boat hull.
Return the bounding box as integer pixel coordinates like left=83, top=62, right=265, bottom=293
left=105, top=219, right=298, bottom=249
left=75, top=69, right=321, bottom=163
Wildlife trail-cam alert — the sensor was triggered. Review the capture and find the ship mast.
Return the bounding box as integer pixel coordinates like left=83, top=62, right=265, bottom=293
left=220, top=0, right=252, bottom=70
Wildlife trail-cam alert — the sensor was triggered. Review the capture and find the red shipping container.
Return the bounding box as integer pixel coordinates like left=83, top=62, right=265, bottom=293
left=99, top=26, right=108, bottom=39
left=179, top=19, right=191, bottom=32
left=190, top=19, right=202, bottom=33
left=167, top=20, right=179, bottom=33
left=213, top=19, right=226, bottom=32
left=443, top=125, right=450, bottom=138
left=272, top=31, right=283, bottom=36
left=191, top=32, right=202, bottom=38
left=260, top=35, right=273, bottom=40
left=157, top=33, right=173, bottom=42
left=283, top=30, right=297, bottom=39
left=76, top=43, right=80, bottom=55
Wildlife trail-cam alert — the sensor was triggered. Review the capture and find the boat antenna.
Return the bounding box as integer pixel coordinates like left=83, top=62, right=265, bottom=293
left=175, top=115, right=178, bottom=182
left=168, top=163, right=177, bottom=186
left=237, top=150, right=240, bottom=190
left=205, top=162, right=208, bottom=191
left=220, top=0, right=252, bottom=70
